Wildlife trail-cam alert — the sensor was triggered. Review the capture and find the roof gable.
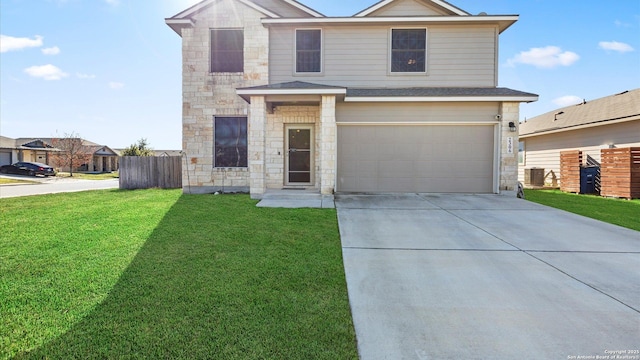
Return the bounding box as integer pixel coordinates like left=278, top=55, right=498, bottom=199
left=520, top=88, right=640, bottom=137
left=355, top=0, right=469, bottom=17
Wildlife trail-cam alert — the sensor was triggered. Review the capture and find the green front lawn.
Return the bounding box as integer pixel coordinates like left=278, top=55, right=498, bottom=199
left=525, top=189, right=640, bottom=231
left=1, top=190, right=357, bottom=359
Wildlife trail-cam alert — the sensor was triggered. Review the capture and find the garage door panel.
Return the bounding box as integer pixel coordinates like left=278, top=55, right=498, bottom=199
left=337, top=125, right=495, bottom=193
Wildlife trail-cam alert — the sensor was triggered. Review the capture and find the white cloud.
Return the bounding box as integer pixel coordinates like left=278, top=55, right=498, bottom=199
left=109, top=81, right=125, bottom=89
left=77, top=73, right=96, bottom=79
left=24, top=64, right=69, bottom=80
left=614, top=20, right=633, bottom=28
left=105, top=0, right=120, bottom=6
left=41, top=46, right=61, bottom=55
left=598, top=41, right=634, bottom=53
left=507, top=46, right=580, bottom=69
left=553, top=95, right=583, bottom=108
left=0, top=35, right=43, bottom=53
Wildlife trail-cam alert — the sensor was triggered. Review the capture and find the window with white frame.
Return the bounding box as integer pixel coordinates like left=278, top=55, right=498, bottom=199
left=296, top=29, right=322, bottom=73
left=518, top=141, right=525, bottom=165
left=390, top=28, right=426, bottom=73
left=214, top=117, right=247, bottom=168
left=210, top=29, right=244, bottom=73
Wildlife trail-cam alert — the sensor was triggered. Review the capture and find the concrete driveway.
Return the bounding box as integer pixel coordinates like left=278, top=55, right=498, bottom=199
left=336, top=193, right=640, bottom=360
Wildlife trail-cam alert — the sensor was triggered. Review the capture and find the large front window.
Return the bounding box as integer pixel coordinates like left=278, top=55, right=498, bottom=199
left=214, top=117, right=247, bottom=168
left=391, top=28, right=426, bottom=73
left=210, top=29, right=244, bottom=73
left=296, top=29, right=322, bottom=73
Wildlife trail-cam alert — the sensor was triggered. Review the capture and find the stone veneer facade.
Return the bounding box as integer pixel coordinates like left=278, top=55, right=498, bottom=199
left=499, top=102, right=520, bottom=191
left=181, top=1, right=267, bottom=193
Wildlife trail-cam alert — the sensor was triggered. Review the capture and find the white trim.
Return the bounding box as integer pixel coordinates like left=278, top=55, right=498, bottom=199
left=237, top=88, right=346, bottom=96
left=344, top=95, right=539, bottom=102
left=389, top=27, right=428, bottom=75
left=431, top=0, right=469, bottom=16
left=355, top=0, right=393, bottom=17
left=493, top=124, right=500, bottom=193
left=355, top=0, right=469, bottom=17
left=283, top=0, right=324, bottom=18
left=171, top=0, right=280, bottom=19
left=263, top=15, right=518, bottom=25
left=336, top=121, right=499, bottom=126
left=294, top=28, right=323, bottom=75
left=165, top=19, right=195, bottom=26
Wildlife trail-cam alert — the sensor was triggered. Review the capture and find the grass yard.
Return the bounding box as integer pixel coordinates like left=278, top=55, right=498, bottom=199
left=1, top=190, right=357, bottom=359
left=525, top=189, right=640, bottom=231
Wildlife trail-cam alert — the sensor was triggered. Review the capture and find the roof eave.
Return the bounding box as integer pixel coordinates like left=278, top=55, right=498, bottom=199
left=520, top=115, right=640, bottom=139
left=263, top=15, right=519, bottom=32
left=165, top=18, right=196, bottom=36
left=236, top=88, right=348, bottom=103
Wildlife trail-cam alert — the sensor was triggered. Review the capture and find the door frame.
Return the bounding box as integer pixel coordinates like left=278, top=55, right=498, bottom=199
left=284, top=124, right=315, bottom=186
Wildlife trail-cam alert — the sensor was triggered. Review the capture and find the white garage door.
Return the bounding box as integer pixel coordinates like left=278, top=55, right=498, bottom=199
left=0, top=151, right=11, bottom=166
left=337, top=125, right=495, bottom=193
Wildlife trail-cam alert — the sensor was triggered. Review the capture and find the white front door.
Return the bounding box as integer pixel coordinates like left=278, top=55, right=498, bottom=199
left=285, top=124, right=314, bottom=186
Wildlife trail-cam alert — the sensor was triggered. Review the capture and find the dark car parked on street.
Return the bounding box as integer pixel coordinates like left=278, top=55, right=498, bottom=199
left=0, top=162, right=56, bottom=177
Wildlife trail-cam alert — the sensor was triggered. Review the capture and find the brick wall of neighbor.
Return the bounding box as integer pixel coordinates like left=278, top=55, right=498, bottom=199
left=181, top=0, right=268, bottom=193
left=265, top=106, right=321, bottom=191
left=500, top=102, right=520, bottom=192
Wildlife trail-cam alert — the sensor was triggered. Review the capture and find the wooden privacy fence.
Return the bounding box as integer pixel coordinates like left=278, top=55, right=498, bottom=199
left=560, top=150, right=582, bottom=193
left=119, top=156, right=182, bottom=190
left=600, top=147, right=640, bottom=199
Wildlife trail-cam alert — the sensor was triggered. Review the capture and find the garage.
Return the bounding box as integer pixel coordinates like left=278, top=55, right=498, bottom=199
left=337, top=124, right=496, bottom=193
left=0, top=151, right=12, bottom=167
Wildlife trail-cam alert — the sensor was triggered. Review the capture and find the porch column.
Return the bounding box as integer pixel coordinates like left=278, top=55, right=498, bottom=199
left=319, top=95, right=337, bottom=195
left=499, top=102, right=520, bottom=193
left=87, top=156, right=94, bottom=172
left=249, top=96, right=267, bottom=199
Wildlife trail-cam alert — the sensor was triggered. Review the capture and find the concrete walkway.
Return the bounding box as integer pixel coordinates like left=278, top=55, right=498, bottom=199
left=0, top=175, right=119, bottom=198
left=336, top=193, right=640, bottom=360
left=256, top=189, right=335, bottom=208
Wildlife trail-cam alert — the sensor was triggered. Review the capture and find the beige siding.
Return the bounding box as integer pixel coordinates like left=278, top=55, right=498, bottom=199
left=518, top=120, right=640, bottom=186
left=336, top=102, right=500, bottom=123
left=252, top=0, right=315, bottom=17
left=368, top=0, right=447, bottom=16
left=270, top=25, right=497, bottom=87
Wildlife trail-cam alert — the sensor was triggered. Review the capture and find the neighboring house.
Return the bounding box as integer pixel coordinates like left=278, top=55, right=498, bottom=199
left=0, top=136, right=119, bottom=172
left=518, top=89, right=640, bottom=187
left=166, top=0, right=538, bottom=198
left=0, top=137, right=58, bottom=166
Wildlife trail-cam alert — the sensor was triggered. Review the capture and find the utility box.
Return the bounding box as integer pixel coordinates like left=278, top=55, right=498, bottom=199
left=524, top=168, right=545, bottom=187
left=580, top=167, right=599, bottom=195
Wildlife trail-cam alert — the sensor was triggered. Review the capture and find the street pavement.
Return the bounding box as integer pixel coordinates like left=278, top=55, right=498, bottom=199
left=336, top=193, right=640, bottom=360
left=0, top=175, right=119, bottom=198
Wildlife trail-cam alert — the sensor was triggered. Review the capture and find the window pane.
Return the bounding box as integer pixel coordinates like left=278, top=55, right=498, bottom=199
left=391, top=29, right=426, bottom=73
left=296, top=30, right=321, bottom=73
left=214, top=117, right=248, bottom=167
left=211, top=29, right=243, bottom=73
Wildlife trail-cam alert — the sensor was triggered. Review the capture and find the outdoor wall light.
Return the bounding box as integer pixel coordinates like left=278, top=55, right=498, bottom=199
left=508, top=121, right=517, bottom=132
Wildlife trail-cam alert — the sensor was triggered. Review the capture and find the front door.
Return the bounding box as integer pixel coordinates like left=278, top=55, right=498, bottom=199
left=285, top=125, right=313, bottom=185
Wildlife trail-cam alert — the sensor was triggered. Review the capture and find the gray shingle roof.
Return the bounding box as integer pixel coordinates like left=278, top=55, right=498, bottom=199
left=520, top=88, right=640, bottom=137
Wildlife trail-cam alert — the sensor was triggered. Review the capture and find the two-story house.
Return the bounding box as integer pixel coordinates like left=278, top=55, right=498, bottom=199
left=166, top=0, right=538, bottom=198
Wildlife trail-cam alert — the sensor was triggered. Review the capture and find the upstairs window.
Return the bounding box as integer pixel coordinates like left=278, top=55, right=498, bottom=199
left=296, top=29, right=322, bottom=73
left=210, top=29, right=244, bottom=73
left=214, top=117, right=247, bottom=168
left=391, top=28, right=426, bottom=73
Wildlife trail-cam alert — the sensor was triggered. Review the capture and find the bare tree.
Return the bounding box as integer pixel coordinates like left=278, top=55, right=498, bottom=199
left=51, top=132, right=94, bottom=176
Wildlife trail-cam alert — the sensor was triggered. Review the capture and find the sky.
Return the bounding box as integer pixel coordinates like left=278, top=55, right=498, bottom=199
left=1, top=0, right=639, bottom=150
